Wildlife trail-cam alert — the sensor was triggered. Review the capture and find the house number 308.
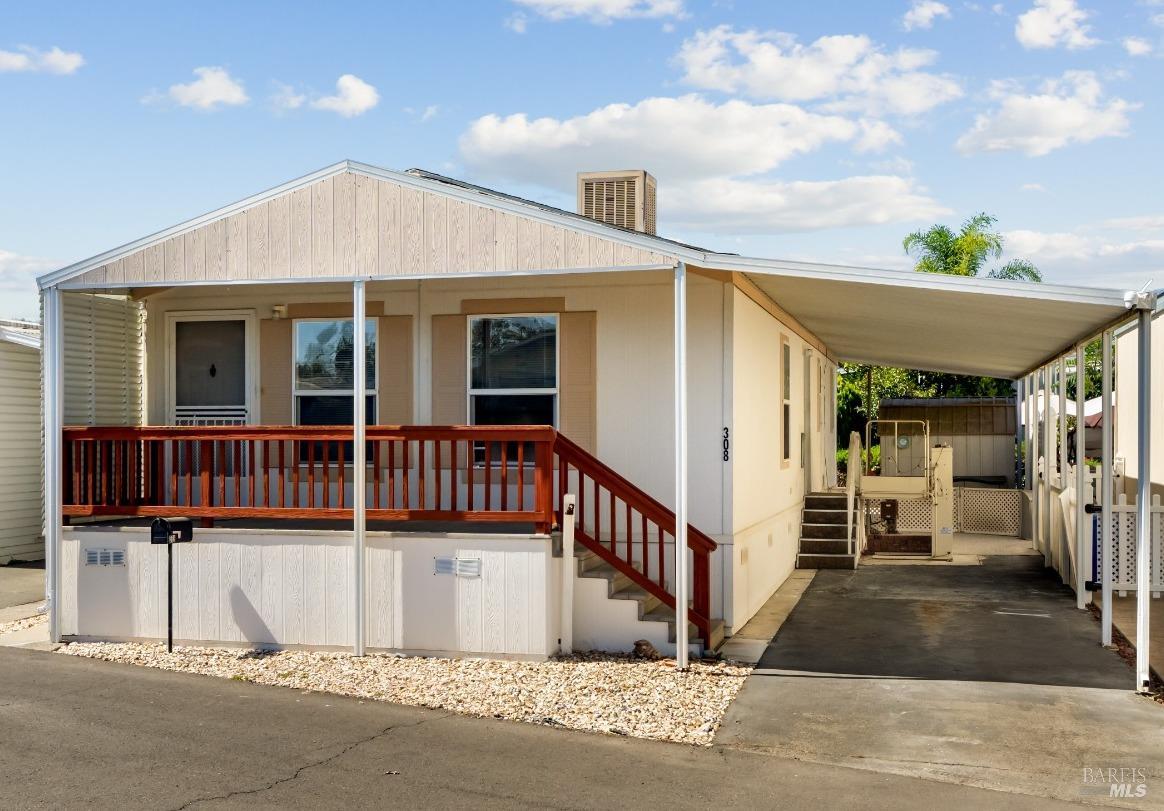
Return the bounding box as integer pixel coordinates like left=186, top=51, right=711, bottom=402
left=722, top=427, right=730, bottom=462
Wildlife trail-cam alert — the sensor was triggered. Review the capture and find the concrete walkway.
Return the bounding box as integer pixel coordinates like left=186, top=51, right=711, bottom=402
left=0, top=560, right=43, bottom=609
left=717, top=552, right=1164, bottom=807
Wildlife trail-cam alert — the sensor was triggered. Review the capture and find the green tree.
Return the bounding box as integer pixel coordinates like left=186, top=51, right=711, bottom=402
left=903, top=213, right=1043, bottom=281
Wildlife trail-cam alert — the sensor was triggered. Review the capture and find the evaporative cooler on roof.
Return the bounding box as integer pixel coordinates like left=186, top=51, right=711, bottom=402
left=576, top=170, right=657, bottom=235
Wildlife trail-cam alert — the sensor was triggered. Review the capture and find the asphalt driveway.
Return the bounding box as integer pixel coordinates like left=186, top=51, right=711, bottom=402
left=716, top=555, right=1164, bottom=807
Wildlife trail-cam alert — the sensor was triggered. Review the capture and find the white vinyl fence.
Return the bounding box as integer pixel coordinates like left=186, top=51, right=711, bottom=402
left=1095, top=494, right=1164, bottom=596
left=881, top=487, right=1024, bottom=537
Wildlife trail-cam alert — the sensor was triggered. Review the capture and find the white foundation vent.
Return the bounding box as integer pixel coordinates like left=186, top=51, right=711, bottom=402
left=85, top=547, right=126, bottom=567
left=434, top=556, right=481, bottom=577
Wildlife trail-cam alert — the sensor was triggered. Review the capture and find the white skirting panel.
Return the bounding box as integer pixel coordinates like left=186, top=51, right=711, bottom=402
left=61, top=527, right=554, bottom=657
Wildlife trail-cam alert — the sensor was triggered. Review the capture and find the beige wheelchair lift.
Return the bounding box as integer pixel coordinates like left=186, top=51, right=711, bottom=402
left=858, top=420, right=955, bottom=560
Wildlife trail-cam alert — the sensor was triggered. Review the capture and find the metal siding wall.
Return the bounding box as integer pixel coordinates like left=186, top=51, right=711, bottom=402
left=0, top=340, right=43, bottom=561
left=61, top=530, right=550, bottom=655
left=62, top=294, right=144, bottom=426
left=71, top=171, right=676, bottom=287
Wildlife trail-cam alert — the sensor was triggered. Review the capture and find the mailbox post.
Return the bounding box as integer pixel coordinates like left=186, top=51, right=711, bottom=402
left=151, top=517, right=194, bottom=653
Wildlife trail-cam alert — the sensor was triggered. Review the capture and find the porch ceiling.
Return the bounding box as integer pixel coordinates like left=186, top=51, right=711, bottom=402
left=714, top=257, right=1133, bottom=379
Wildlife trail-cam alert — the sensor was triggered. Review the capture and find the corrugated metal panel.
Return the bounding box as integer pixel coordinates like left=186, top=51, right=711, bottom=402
left=63, top=293, right=144, bottom=426
left=0, top=339, right=43, bottom=561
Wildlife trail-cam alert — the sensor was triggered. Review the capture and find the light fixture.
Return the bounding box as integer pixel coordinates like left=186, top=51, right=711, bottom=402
left=272, top=304, right=288, bottom=320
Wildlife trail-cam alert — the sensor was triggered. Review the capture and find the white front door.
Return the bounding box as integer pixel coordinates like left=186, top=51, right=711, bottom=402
left=167, top=311, right=257, bottom=425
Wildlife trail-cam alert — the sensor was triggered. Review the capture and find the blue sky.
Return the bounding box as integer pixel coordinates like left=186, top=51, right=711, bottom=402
left=2, top=0, right=1162, bottom=318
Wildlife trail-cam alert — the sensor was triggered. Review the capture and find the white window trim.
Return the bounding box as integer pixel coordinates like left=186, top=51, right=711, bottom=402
left=291, top=316, right=380, bottom=425
left=466, top=312, right=560, bottom=464
left=164, top=309, right=259, bottom=425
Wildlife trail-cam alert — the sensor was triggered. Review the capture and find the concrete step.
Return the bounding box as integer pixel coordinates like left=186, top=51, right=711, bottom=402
left=805, top=493, right=847, bottom=510
left=642, top=606, right=726, bottom=652
left=799, top=538, right=852, bottom=555
left=801, top=523, right=849, bottom=539
left=796, top=552, right=857, bottom=570
left=803, top=509, right=847, bottom=525
left=610, top=582, right=664, bottom=615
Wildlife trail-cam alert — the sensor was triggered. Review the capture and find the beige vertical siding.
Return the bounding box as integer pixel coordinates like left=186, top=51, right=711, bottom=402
left=0, top=339, right=42, bottom=562
left=63, top=293, right=144, bottom=426
left=69, top=171, right=676, bottom=287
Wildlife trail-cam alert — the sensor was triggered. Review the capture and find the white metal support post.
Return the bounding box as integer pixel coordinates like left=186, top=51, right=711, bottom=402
left=1100, top=329, right=1114, bottom=647
left=1047, top=363, right=1056, bottom=565
left=1131, top=293, right=1155, bottom=692
left=1074, top=343, right=1088, bottom=610
left=1027, top=372, right=1037, bottom=549
left=42, top=286, right=63, bottom=643
left=1057, top=356, right=1068, bottom=578
left=352, top=280, right=367, bottom=656
left=1015, top=377, right=1024, bottom=488
left=673, top=262, right=690, bottom=670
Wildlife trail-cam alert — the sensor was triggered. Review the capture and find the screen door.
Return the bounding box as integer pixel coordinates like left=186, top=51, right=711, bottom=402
left=172, top=319, right=248, bottom=425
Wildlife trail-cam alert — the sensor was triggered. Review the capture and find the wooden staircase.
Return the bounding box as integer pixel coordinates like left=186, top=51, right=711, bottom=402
left=795, top=493, right=858, bottom=569
left=574, top=548, right=726, bottom=653
left=554, top=434, right=720, bottom=650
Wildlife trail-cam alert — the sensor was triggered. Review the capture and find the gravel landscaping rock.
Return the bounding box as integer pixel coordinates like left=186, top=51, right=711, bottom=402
left=0, top=613, right=46, bottom=637
left=60, top=642, right=751, bottom=746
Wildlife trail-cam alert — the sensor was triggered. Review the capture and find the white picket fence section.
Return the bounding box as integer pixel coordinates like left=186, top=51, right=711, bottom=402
left=887, top=487, right=1024, bottom=537
left=1097, top=494, right=1164, bottom=596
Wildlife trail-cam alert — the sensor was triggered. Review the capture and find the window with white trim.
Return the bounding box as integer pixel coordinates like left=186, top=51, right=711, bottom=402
left=468, top=314, right=557, bottom=462
left=293, top=318, right=377, bottom=430
left=782, top=338, right=792, bottom=463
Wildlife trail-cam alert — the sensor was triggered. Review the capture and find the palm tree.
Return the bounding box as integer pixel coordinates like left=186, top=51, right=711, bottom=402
left=903, top=213, right=1042, bottom=281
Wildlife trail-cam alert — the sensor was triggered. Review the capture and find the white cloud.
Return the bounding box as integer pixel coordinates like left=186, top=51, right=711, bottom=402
left=511, top=0, right=685, bottom=23
left=153, top=67, right=249, bottom=110
left=1123, top=36, right=1153, bottom=56
left=0, top=45, right=84, bottom=74
left=0, top=249, right=55, bottom=319
left=903, top=1, right=952, bottom=30
left=855, top=119, right=903, bottom=152
left=668, top=175, right=948, bottom=233
left=271, top=82, right=306, bottom=111
left=1003, top=227, right=1164, bottom=287
left=461, top=95, right=861, bottom=186
left=1019, top=182, right=1046, bottom=191
left=1014, top=0, right=1098, bottom=49
left=956, top=71, right=1136, bottom=156
left=421, top=104, right=440, bottom=122
left=1101, top=214, right=1164, bottom=231
left=459, top=94, right=945, bottom=234
left=505, top=12, right=529, bottom=32
left=311, top=74, right=379, bottom=117
left=675, top=26, right=963, bottom=116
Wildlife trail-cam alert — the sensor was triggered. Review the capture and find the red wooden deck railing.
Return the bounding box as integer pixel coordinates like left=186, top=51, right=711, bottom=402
left=62, top=425, right=555, bottom=532
left=61, top=424, right=718, bottom=645
left=553, top=433, right=716, bottom=646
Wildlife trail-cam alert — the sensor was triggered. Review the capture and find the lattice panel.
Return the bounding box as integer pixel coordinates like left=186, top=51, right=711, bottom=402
left=1100, top=495, right=1163, bottom=596
left=959, top=488, right=1023, bottom=536
left=896, top=498, right=933, bottom=532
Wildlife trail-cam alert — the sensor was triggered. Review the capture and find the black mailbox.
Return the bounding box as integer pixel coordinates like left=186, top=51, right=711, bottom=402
left=151, top=517, right=194, bottom=545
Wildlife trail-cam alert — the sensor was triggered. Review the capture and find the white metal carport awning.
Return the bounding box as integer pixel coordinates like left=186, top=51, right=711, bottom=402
left=706, top=255, right=1133, bottom=378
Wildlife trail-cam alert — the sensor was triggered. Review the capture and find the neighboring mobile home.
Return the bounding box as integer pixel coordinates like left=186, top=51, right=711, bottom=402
left=0, top=321, right=42, bottom=564
left=36, top=160, right=1148, bottom=665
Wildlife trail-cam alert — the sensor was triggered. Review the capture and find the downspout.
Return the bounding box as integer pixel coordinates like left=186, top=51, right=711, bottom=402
left=1074, top=344, right=1087, bottom=610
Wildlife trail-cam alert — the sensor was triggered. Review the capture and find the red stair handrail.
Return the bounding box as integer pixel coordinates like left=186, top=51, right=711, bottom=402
left=553, top=433, right=716, bottom=647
